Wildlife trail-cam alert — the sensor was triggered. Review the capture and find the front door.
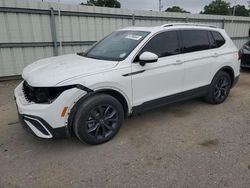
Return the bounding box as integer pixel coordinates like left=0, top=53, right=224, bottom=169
left=131, top=30, right=185, bottom=107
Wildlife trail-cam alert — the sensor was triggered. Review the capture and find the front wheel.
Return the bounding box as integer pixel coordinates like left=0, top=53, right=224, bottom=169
left=73, top=94, right=124, bottom=145
left=205, top=71, right=232, bottom=104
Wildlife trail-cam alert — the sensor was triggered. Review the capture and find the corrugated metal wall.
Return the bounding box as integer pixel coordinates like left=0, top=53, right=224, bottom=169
left=0, top=0, right=250, bottom=77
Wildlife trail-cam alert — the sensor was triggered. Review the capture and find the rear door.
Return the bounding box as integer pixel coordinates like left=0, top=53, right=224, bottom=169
left=180, top=29, right=221, bottom=91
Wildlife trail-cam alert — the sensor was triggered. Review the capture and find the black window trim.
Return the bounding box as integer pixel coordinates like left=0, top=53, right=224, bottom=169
left=132, top=28, right=225, bottom=63
left=132, top=29, right=181, bottom=63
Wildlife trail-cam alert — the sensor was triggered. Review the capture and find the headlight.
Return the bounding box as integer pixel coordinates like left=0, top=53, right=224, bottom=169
left=23, top=81, right=75, bottom=104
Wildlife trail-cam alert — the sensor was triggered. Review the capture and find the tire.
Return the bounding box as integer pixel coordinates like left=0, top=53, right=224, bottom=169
left=73, top=94, right=124, bottom=145
left=205, top=71, right=232, bottom=104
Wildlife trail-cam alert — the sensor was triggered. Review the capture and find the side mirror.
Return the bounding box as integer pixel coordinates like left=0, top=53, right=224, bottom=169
left=139, top=52, right=158, bottom=66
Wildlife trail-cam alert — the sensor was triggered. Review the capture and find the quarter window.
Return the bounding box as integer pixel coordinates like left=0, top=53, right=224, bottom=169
left=181, top=30, right=210, bottom=53
left=140, top=31, right=180, bottom=58
left=211, top=31, right=225, bottom=47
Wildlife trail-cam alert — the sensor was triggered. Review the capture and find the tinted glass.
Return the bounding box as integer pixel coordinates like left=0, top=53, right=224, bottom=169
left=181, top=30, right=210, bottom=53
left=84, top=31, right=149, bottom=61
left=211, top=31, right=225, bottom=47
left=208, top=31, right=217, bottom=48
left=140, top=31, right=179, bottom=57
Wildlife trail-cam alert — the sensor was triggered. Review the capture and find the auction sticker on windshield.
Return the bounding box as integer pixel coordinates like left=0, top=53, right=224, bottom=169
left=125, top=34, right=142, bottom=41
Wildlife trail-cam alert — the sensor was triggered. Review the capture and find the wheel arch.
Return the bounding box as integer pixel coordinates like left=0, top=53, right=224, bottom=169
left=67, top=88, right=130, bottom=135
left=215, top=66, right=235, bottom=87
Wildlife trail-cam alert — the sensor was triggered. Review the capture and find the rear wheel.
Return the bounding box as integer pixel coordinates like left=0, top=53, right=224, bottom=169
left=73, top=94, right=124, bottom=145
left=205, top=71, right=232, bottom=104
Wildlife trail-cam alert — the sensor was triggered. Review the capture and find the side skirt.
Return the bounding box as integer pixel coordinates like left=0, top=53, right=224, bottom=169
left=132, top=85, right=210, bottom=114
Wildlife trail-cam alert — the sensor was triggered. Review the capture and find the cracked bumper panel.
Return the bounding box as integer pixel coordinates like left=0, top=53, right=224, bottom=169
left=18, top=113, right=68, bottom=138
left=14, top=82, right=86, bottom=139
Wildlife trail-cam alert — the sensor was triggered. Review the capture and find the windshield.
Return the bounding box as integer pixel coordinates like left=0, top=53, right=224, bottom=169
left=84, top=31, right=150, bottom=61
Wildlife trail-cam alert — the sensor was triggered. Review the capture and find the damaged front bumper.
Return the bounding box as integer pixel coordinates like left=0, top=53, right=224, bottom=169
left=14, top=81, right=87, bottom=139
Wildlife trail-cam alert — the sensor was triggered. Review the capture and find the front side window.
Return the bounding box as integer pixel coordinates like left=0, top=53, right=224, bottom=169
left=84, top=31, right=149, bottom=61
left=139, top=31, right=180, bottom=58
left=181, top=30, right=210, bottom=53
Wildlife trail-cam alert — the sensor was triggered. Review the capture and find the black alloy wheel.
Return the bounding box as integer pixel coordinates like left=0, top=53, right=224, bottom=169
left=213, top=75, right=231, bottom=102
left=73, top=94, right=124, bottom=145
left=86, top=104, right=118, bottom=140
left=205, top=71, right=232, bottom=104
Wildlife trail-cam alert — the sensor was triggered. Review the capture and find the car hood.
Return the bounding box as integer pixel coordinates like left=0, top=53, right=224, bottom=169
left=22, top=54, right=119, bottom=87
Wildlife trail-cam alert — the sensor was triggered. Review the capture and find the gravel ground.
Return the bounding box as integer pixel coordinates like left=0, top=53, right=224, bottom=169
left=0, top=71, right=250, bottom=188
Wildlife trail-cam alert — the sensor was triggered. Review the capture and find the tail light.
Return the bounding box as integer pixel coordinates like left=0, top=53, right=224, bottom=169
left=238, top=50, right=243, bottom=60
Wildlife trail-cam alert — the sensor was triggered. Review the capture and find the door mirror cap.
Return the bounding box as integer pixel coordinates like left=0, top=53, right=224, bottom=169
left=139, top=52, right=158, bottom=66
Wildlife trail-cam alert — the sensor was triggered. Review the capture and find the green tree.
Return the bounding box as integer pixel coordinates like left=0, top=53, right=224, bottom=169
left=80, top=0, right=121, bottom=8
left=165, top=6, right=190, bottom=13
left=230, top=5, right=249, bottom=17
left=200, top=0, right=230, bottom=15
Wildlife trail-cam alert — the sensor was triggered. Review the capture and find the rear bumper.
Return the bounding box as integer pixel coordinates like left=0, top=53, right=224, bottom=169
left=18, top=113, right=68, bottom=138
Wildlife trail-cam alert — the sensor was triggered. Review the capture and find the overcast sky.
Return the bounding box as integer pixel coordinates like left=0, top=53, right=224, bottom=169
left=32, top=0, right=249, bottom=13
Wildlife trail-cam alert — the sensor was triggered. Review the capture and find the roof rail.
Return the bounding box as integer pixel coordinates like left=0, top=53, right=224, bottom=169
left=161, top=23, right=217, bottom=28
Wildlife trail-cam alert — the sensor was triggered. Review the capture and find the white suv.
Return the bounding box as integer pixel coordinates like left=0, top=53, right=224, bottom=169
left=15, top=23, right=240, bottom=145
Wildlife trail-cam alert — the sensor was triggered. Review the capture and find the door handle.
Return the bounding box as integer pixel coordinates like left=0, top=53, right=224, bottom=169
left=213, top=53, right=219, bottom=57
left=173, top=60, right=183, bottom=65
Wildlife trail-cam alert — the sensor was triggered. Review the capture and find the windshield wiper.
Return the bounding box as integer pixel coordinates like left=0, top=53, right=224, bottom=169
left=76, top=52, right=86, bottom=56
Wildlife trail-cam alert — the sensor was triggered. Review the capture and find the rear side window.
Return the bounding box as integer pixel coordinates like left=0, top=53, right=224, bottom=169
left=211, top=31, right=225, bottom=47
left=181, top=30, right=210, bottom=53
left=207, top=31, right=217, bottom=49
left=140, top=31, right=180, bottom=57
